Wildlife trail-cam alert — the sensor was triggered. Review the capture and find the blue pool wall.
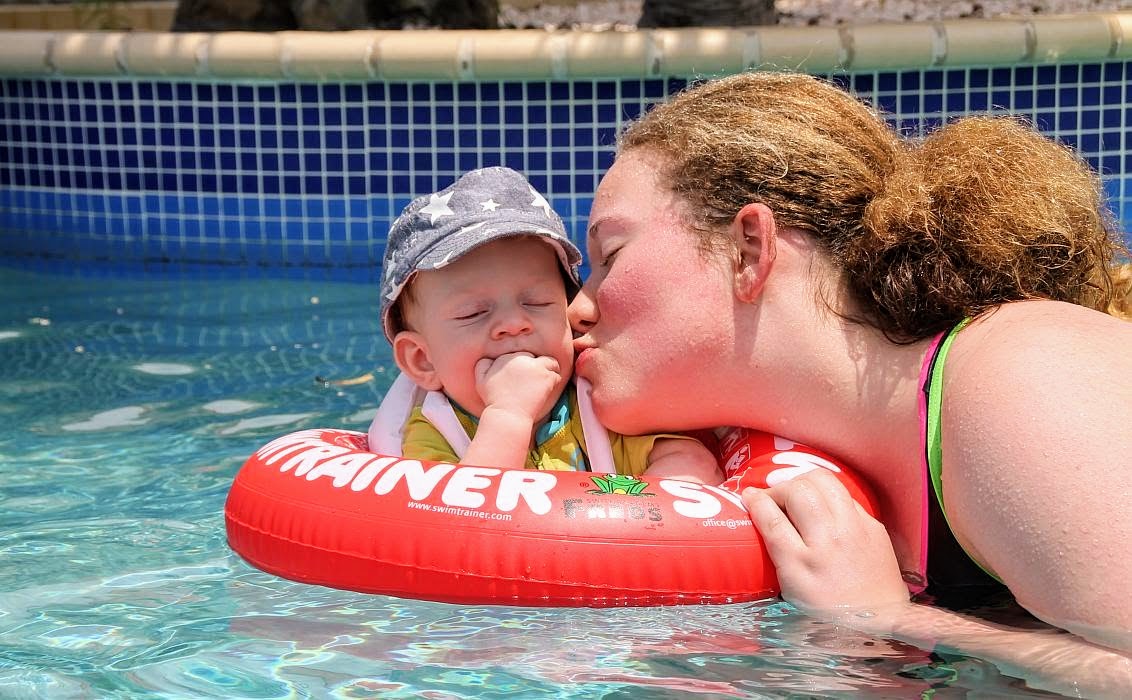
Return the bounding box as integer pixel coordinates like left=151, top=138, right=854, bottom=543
left=2, top=42, right=1131, bottom=279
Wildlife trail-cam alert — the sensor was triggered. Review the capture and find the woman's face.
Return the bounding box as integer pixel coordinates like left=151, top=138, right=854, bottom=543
left=568, top=149, right=738, bottom=435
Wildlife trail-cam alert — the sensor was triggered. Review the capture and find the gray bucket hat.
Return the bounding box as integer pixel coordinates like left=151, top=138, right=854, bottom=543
left=379, top=166, right=582, bottom=341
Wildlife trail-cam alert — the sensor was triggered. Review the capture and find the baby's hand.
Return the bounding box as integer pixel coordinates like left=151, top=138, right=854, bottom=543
left=475, top=352, right=562, bottom=421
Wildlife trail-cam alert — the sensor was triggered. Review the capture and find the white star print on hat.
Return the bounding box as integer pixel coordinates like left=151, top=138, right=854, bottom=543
left=418, top=191, right=455, bottom=224
left=528, top=187, right=554, bottom=219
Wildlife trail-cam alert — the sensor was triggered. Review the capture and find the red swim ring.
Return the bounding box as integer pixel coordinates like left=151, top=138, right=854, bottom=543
left=225, top=426, right=878, bottom=607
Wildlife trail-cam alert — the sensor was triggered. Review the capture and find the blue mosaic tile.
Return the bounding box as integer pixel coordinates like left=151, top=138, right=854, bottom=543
left=2, top=63, right=1130, bottom=271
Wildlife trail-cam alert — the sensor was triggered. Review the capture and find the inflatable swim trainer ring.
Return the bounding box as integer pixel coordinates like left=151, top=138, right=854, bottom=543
left=225, top=402, right=878, bottom=607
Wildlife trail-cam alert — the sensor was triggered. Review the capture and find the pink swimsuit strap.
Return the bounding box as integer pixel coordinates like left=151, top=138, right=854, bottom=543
left=911, top=329, right=949, bottom=595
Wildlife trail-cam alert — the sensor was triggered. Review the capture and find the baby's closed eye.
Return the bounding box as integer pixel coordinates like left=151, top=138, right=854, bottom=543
left=451, top=306, right=488, bottom=321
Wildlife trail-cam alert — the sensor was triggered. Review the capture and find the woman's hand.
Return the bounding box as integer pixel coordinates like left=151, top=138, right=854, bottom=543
left=742, top=468, right=909, bottom=618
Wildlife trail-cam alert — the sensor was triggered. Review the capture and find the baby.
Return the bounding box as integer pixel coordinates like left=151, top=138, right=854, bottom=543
left=378, top=166, right=721, bottom=482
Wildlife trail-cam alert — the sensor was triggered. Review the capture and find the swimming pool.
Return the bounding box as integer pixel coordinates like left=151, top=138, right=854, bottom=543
left=2, top=16, right=1130, bottom=697
left=0, top=265, right=1062, bottom=697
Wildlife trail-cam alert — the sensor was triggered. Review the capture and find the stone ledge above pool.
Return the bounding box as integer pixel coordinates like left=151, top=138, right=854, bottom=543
left=1, top=12, right=1132, bottom=80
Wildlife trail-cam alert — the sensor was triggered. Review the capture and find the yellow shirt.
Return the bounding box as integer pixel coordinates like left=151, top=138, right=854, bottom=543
left=401, top=385, right=675, bottom=475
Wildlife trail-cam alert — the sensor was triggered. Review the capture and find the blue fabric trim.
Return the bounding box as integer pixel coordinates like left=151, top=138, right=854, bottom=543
left=534, top=390, right=572, bottom=446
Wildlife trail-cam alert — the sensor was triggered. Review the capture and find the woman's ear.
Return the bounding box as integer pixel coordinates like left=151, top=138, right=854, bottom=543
left=732, top=202, right=778, bottom=303
left=392, top=332, right=442, bottom=391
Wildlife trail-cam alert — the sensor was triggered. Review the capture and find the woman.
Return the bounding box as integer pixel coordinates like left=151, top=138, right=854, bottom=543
left=567, top=72, right=1132, bottom=691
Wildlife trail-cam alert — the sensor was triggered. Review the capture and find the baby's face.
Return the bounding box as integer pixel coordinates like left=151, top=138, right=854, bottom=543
left=400, top=236, right=574, bottom=416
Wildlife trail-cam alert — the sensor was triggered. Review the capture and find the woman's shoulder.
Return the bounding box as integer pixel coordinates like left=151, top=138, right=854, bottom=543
left=956, top=300, right=1131, bottom=376
left=936, top=300, right=1132, bottom=615
left=940, top=298, right=1131, bottom=493
left=979, top=296, right=1130, bottom=327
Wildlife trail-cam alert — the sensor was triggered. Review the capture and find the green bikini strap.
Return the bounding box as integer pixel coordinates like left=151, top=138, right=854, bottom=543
left=925, top=317, right=1003, bottom=582
left=925, top=317, right=970, bottom=508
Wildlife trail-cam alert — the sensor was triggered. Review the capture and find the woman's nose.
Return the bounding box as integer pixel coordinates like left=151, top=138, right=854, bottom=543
left=568, top=284, right=597, bottom=334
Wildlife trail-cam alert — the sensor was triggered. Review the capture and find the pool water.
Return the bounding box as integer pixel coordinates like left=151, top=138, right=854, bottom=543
left=0, top=264, right=1064, bottom=698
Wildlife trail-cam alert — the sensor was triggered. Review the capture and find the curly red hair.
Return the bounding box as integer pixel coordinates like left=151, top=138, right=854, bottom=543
left=620, top=72, right=1129, bottom=340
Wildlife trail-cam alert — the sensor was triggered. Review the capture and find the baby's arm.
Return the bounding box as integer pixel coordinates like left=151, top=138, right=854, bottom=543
left=644, top=437, right=723, bottom=485
left=462, top=352, right=562, bottom=470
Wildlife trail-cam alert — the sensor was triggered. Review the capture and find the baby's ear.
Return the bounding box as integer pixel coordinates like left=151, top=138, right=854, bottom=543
left=392, top=332, right=442, bottom=391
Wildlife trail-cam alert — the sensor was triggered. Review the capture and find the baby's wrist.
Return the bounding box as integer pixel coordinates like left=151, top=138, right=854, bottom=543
left=479, top=404, right=537, bottom=432
left=464, top=405, right=537, bottom=470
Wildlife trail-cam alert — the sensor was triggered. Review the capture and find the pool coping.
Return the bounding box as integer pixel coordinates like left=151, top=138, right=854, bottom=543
left=1, top=13, right=1131, bottom=79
